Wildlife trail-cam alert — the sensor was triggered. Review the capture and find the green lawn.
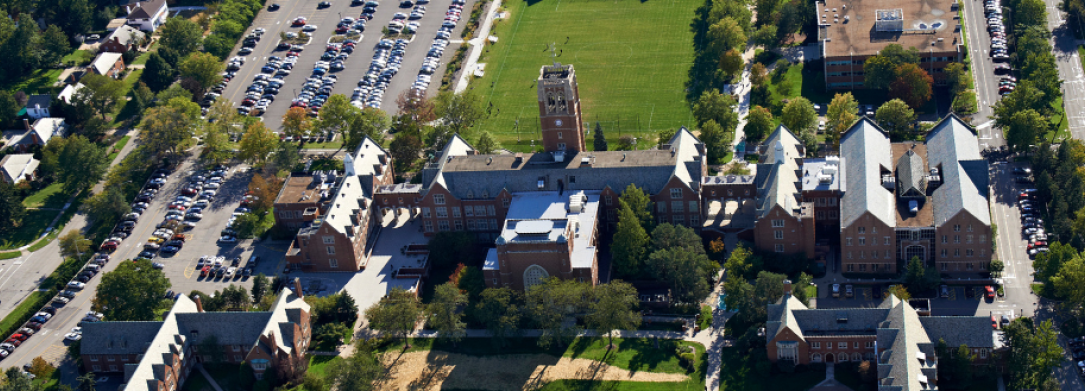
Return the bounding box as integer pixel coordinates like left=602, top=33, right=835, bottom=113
left=21, top=183, right=70, bottom=209
left=0, top=210, right=56, bottom=250
left=62, top=50, right=93, bottom=67
left=0, top=251, right=20, bottom=260
left=108, top=135, right=132, bottom=162
left=3, top=68, right=64, bottom=95
left=1047, top=97, right=1070, bottom=142
left=717, top=347, right=824, bottom=391
left=132, top=42, right=159, bottom=65
left=471, top=0, right=699, bottom=151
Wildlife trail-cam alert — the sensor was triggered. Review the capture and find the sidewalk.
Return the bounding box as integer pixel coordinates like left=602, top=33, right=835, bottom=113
left=453, top=0, right=502, bottom=93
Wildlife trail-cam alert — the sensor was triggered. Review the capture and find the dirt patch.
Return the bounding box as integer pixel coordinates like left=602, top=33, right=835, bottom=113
left=379, top=350, right=689, bottom=390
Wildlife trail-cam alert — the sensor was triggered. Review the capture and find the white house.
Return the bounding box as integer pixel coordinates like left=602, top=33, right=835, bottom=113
left=5, top=118, right=67, bottom=153
left=58, top=83, right=85, bottom=104
left=125, top=0, right=168, bottom=32
left=0, top=154, right=40, bottom=184
left=24, top=95, right=51, bottom=120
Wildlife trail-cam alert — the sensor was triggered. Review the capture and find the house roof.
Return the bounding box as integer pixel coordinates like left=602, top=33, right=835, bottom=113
left=126, top=0, right=167, bottom=19
left=755, top=125, right=804, bottom=219
left=925, top=115, right=990, bottom=226
left=895, top=149, right=926, bottom=197
left=19, top=118, right=66, bottom=146
left=79, top=321, right=166, bottom=355
left=106, top=25, right=146, bottom=46
left=25, top=95, right=50, bottom=110
left=58, top=83, right=85, bottom=103
left=0, top=154, right=39, bottom=183
left=424, top=128, right=704, bottom=199
left=840, top=117, right=895, bottom=228
left=90, top=52, right=124, bottom=75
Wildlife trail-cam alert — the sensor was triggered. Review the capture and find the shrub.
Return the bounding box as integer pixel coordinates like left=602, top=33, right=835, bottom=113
left=858, top=360, right=877, bottom=383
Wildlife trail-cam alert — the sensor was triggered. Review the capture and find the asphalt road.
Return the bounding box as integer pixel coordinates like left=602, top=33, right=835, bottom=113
left=1045, top=2, right=1085, bottom=140
left=960, top=0, right=1006, bottom=148
left=220, top=0, right=477, bottom=132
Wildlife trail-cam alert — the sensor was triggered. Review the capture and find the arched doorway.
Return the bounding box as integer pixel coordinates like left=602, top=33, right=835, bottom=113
left=524, top=265, right=549, bottom=289
left=811, top=353, right=822, bottom=363
left=825, top=353, right=835, bottom=363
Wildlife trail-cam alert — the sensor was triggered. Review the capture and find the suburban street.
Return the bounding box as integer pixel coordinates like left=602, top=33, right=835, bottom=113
left=960, top=0, right=1006, bottom=148
left=1046, top=2, right=1085, bottom=139
left=219, top=0, right=477, bottom=131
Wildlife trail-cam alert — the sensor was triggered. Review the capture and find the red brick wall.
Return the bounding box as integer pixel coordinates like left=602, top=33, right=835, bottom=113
left=650, top=178, right=702, bottom=229
left=841, top=213, right=897, bottom=274
left=934, top=212, right=992, bottom=273
left=754, top=205, right=813, bottom=258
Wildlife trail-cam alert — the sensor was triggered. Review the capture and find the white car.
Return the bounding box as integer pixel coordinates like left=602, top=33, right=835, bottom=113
left=302, top=25, right=318, bottom=32
left=219, top=236, right=238, bottom=243
left=67, top=282, right=86, bottom=290
left=65, top=332, right=82, bottom=341
left=52, top=296, right=70, bottom=304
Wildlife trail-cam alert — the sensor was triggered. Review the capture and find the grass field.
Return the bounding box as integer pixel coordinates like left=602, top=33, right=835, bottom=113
left=21, top=183, right=69, bottom=209
left=470, top=0, right=700, bottom=151
left=0, top=210, right=56, bottom=250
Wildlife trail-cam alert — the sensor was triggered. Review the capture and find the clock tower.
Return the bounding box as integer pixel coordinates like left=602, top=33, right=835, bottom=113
left=537, top=62, right=585, bottom=154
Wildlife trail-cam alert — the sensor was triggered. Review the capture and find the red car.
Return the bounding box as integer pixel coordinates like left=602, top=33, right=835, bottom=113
left=991, top=315, right=998, bottom=329
left=168, top=205, right=186, bottom=211
left=985, top=286, right=996, bottom=299
left=241, top=99, right=256, bottom=107
left=292, top=17, right=307, bottom=26
left=201, top=266, right=211, bottom=277
left=286, top=51, right=300, bottom=58
left=4, top=339, right=20, bottom=347
left=100, top=242, right=118, bottom=252
left=336, top=25, right=349, bottom=33
left=9, top=334, right=27, bottom=342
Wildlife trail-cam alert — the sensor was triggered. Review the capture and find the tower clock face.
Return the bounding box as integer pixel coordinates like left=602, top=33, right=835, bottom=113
left=555, top=120, right=563, bottom=126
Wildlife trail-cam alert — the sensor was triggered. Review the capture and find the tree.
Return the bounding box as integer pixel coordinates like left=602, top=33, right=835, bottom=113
left=612, top=203, right=649, bottom=278
left=750, top=63, right=768, bottom=87
left=699, top=119, right=731, bottom=164
left=890, top=63, right=933, bottom=109
left=718, top=49, right=745, bottom=80
left=825, top=93, right=858, bottom=149
left=316, top=322, right=351, bottom=347
left=645, top=247, right=711, bottom=303
left=780, top=97, right=818, bottom=134
left=389, top=130, right=423, bottom=173
left=74, top=74, right=126, bottom=120
left=1016, top=0, right=1048, bottom=29
left=790, top=272, right=814, bottom=306
left=202, top=99, right=239, bottom=164
left=863, top=55, right=899, bottom=90
left=1005, top=109, right=1047, bottom=152
left=1005, top=318, right=1064, bottom=390
left=0, top=91, right=17, bottom=129
left=41, top=25, right=71, bottom=67
left=526, top=278, right=588, bottom=348
left=752, top=24, right=778, bottom=47
left=156, top=84, right=193, bottom=105
left=593, top=122, right=608, bottom=151
left=707, top=17, right=746, bottom=56
left=246, top=174, right=280, bottom=215
left=131, top=82, right=156, bottom=118
left=343, top=107, right=388, bottom=149
left=178, top=52, right=225, bottom=97
left=49, top=135, right=109, bottom=192
left=427, top=282, right=467, bottom=345
left=395, top=89, right=436, bottom=123
left=693, top=88, right=738, bottom=129
left=744, top=105, right=774, bottom=142
left=945, top=63, right=969, bottom=96
left=586, top=281, right=641, bottom=349
left=886, top=284, right=912, bottom=301
left=880, top=44, right=920, bottom=65
left=326, top=340, right=384, bottom=391
left=2, top=368, right=44, bottom=391
left=79, top=187, right=127, bottom=225
left=903, top=256, right=941, bottom=294
left=651, top=223, right=706, bottom=254
left=875, top=99, right=916, bottom=134
left=27, top=356, right=56, bottom=380
left=314, top=94, right=355, bottom=141
left=434, top=89, right=485, bottom=139
left=93, top=259, right=171, bottom=321
left=6, top=13, right=42, bottom=79
left=474, top=287, right=522, bottom=347
left=475, top=131, right=499, bottom=154
left=952, top=91, right=978, bottom=115
left=364, top=288, right=421, bottom=348
left=238, top=121, right=279, bottom=167
left=59, top=230, right=91, bottom=260
left=158, top=17, right=203, bottom=57
left=282, top=107, right=314, bottom=142
left=615, top=135, right=636, bottom=150
left=76, top=372, right=96, bottom=391
left=1052, top=254, right=1085, bottom=311
left=140, top=100, right=200, bottom=157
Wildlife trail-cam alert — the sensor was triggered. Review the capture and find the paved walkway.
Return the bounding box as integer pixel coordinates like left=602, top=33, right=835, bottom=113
left=194, top=364, right=225, bottom=391
left=453, top=0, right=502, bottom=93
left=807, top=363, right=855, bottom=391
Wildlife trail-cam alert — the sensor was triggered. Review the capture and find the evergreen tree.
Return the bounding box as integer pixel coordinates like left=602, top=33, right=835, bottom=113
left=593, top=122, right=608, bottom=151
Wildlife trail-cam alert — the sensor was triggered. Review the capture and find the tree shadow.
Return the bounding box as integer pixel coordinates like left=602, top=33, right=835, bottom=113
left=624, top=338, right=677, bottom=374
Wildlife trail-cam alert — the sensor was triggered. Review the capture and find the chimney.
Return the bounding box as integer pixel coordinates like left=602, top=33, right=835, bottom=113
left=23, top=118, right=30, bottom=132
left=194, top=295, right=204, bottom=312
left=783, top=279, right=793, bottom=296
left=293, top=277, right=304, bottom=298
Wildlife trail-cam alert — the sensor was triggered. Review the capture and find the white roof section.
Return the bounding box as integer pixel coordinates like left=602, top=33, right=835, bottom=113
left=345, top=136, right=389, bottom=178
left=255, top=287, right=311, bottom=356
left=58, top=83, right=85, bottom=103
left=802, top=157, right=846, bottom=192
left=90, top=52, right=123, bottom=75
left=756, top=125, right=804, bottom=219
left=0, top=154, right=39, bottom=184
left=499, top=190, right=599, bottom=269
left=840, top=118, right=895, bottom=228
left=106, top=25, right=146, bottom=46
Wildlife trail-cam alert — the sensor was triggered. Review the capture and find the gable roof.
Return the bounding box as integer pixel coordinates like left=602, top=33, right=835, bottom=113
left=58, top=83, right=85, bottom=104
left=0, top=154, right=38, bottom=183
left=755, top=125, right=804, bottom=219
left=126, top=0, right=167, bottom=19
left=106, top=25, right=146, bottom=46
left=90, top=52, right=124, bottom=75
left=840, top=117, right=895, bottom=228
left=25, top=94, right=50, bottom=110
left=925, top=115, right=990, bottom=226
left=895, top=149, right=926, bottom=198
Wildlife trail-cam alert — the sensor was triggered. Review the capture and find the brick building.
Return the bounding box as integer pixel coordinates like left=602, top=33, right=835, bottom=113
left=817, top=0, right=962, bottom=89
left=80, top=282, right=311, bottom=390
left=273, top=171, right=337, bottom=231
left=767, top=288, right=994, bottom=390
left=281, top=137, right=394, bottom=272
left=752, top=126, right=817, bottom=258
left=839, top=116, right=990, bottom=275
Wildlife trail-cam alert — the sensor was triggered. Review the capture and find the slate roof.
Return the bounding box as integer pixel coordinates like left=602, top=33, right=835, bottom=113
left=896, top=149, right=926, bottom=198
left=80, top=321, right=165, bottom=355
left=126, top=0, right=166, bottom=19
left=755, top=125, right=803, bottom=219
left=423, top=129, right=704, bottom=199
left=840, top=117, right=895, bottom=228
left=25, top=95, right=50, bottom=110
left=175, top=312, right=272, bottom=345
left=925, top=115, right=990, bottom=226
left=919, top=317, right=995, bottom=348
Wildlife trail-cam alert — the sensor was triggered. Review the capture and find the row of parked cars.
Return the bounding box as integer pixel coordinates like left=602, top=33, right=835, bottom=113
left=1068, top=337, right=1085, bottom=378
left=197, top=255, right=256, bottom=280
left=413, top=0, right=465, bottom=92
left=984, top=0, right=1016, bottom=95
left=355, top=38, right=410, bottom=109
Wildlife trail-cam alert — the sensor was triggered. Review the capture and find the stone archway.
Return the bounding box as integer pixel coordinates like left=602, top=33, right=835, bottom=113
left=825, top=353, right=835, bottom=363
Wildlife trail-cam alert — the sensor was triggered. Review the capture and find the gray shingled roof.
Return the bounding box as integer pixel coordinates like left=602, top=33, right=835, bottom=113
left=175, top=312, right=273, bottom=345
left=840, top=117, right=895, bottom=228
left=926, top=115, right=990, bottom=226
left=895, top=149, right=926, bottom=198
left=755, top=125, right=804, bottom=219
left=919, top=317, right=994, bottom=348
left=80, top=321, right=165, bottom=355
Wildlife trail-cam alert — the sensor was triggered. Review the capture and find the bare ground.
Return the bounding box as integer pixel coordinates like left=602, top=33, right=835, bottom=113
left=378, top=350, right=690, bottom=391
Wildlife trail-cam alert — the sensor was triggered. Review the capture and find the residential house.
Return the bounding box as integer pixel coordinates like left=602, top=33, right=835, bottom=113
left=80, top=280, right=312, bottom=389
left=58, top=83, right=85, bottom=104
left=24, top=95, right=51, bottom=119
left=125, top=0, right=169, bottom=32
left=0, top=154, right=39, bottom=184
left=89, top=52, right=126, bottom=78
left=4, top=118, right=67, bottom=153
left=100, top=25, right=146, bottom=53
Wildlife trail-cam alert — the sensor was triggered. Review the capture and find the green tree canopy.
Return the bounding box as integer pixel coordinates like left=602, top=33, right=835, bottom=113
left=1004, top=109, right=1047, bottom=152
left=586, top=280, right=641, bottom=348
left=744, top=105, right=774, bottom=142
left=427, top=282, right=467, bottom=345
left=364, top=288, right=421, bottom=347
left=474, top=287, right=522, bottom=347
left=475, top=131, right=500, bottom=154
left=890, top=63, right=933, bottom=109
left=526, top=278, right=589, bottom=348
left=158, top=17, right=203, bottom=58
left=780, top=97, right=818, bottom=134
left=593, top=122, right=608, bottom=151
left=93, top=259, right=171, bottom=321
left=875, top=99, right=916, bottom=134
left=707, top=17, right=747, bottom=56
left=645, top=247, right=711, bottom=303
left=74, top=73, right=126, bottom=120
left=825, top=92, right=858, bottom=150
left=693, top=88, right=738, bottom=130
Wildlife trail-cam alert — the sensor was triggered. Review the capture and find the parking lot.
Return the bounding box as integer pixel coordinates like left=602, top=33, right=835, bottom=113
left=219, top=0, right=478, bottom=131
